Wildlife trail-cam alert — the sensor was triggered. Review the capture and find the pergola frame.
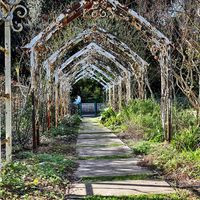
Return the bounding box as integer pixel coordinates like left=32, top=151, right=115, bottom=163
left=42, top=27, right=148, bottom=70
left=41, top=27, right=149, bottom=99
left=24, top=0, right=172, bottom=151
left=73, top=72, right=109, bottom=88
left=58, top=42, right=130, bottom=73
left=70, top=64, right=116, bottom=83
left=60, top=55, right=120, bottom=80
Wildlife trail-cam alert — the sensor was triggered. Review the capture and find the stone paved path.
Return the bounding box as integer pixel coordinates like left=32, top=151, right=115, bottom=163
left=69, top=117, right=175, bottom=198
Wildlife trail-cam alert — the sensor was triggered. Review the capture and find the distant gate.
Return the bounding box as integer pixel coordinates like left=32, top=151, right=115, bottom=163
left=80, top=103, right=105, bottom=116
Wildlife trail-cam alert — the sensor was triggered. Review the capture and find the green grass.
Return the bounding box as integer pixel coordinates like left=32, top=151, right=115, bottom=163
left=0, top=152, right=75, bottom=199
left=82, top=174, right=160, bottom=182
left=84, top=193, right=183, bottom=200
left=78, top=154, right=133, bottom=160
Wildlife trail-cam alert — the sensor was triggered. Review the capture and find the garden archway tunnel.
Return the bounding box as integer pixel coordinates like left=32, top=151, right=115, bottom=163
left=23, top=0, right=172, bottom=152
left=1, top=0, right=174, bottom=161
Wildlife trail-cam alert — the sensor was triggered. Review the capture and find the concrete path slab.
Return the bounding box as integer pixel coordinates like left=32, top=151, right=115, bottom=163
left=77, top=137, right=124, bottom=147
left=77, top=146, right=132, bottom=157
left=75, top=158, right=153, bottom=177
left=70, top=180, right=174, bottom=197
left=70, top=117, right=175, bottom=197
left=78, top=133, right=118, bottom=139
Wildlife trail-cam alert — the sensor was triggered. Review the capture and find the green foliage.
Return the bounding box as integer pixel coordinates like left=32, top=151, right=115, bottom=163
left=173, top=108, right=197, bottom=131
left=101, top=99, right=199, bottom=145
left=173, top=127, right=200, bottom=151
left=149, top=144, right=200, bottom=180
left=71, top=79, right=104, bottom=102
left=122, top=100, right=162, bottom=141
left=101, top=100, right=162, bottom=141
left=85, top=194, right=182, bottom=200
left=0, top=152, right=75, bottom=198
left=47, top=114, right=81, bottom=137
left=129, top=141, right=158, bottom=155
left=100, top=107, right=122, bottom=129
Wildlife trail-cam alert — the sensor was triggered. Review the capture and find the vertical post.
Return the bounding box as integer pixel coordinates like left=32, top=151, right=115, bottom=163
left=63, top=89, right=67, bottom=116
left=59, top=84, right=63, bottom=119
left=32, top=90, right=37, bottom=151
left=160, top=45, right=172, bottom=142
left=47, top=84, right=51, bottom=129
left=118, top=78, right=122, bottom=110
left=36, top=121, right=40, bottom=146
left=112, top=84, right=117, bottom=111
left=55, top=74, right=59, bottom=127
left=66, top=89, right=71, bottom=115
left=138, top=68, right=146, bottom=99
left=126, top=72, right=131, bottom=103
left=5, top=20, right=12, bottom=162
left=108, top=86, right=112, bottom=107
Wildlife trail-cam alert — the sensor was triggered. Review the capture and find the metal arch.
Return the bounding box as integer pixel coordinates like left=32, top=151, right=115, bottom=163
left=24, top=0, right=170, bottom=50
left=70, top=64, right=115, bottom=84
left=24, top=0, right=173, bottom=141
left=74, top=74, right=108, bottom=89
left=74, top=69, right=109, bottom=86
left=59, top=64, right=113, bottom=88
left=59, top=55, right=122, bottom=80
left=58, top=42, right=129, bottom=74
left=59, top=56, right=119, bottom=80
left=72, top=71, right=109, bottom=89
left=42, top=27, right=149, bottom=71
left=68, top=64, right=113, bottom=85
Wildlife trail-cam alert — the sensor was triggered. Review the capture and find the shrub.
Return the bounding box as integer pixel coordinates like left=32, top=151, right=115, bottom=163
left=148, top=144, right=200, bottom=180
left=173, top=126, right=200, bottom=151
left=47, top=114, right=81, bottom=137
left=100, top=107, right=116, bottom=124
left=130, top=141, right=157, bottom=155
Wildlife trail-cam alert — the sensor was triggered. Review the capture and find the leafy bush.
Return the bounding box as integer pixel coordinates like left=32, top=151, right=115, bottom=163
left=130, top=141, right=157, bottom=155
left=148, top=144, right=200, bottom=180
left=173, top=127, right=200, bottom=151
left=100, top=107, right=122, bottom=129
left=61, top=114, right=81, bottom=127
left=47, top=114, right=81, bottom=137
left=101, top=100, right=163, bottom=141
left=100, top=107, right=116, bottom=123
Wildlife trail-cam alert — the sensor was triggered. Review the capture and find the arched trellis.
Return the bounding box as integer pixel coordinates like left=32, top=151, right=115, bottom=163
left=73, top=72, right=109, bottom=88
left=46, top=45, right=133, bottom=129
left=70, top=64, right=116, bottom=83
left=58, top=42, right=130, bottom=73
left=61, top=56, right=121, bottom=80
left=57, top=42, right=143, bottom=98
left=59, top=55, right=131, bottom=109
left=56, top=42, right=143, bottom=110
left=42, top=27, right=148, bottom=71
left=42, top=27, right=149, bottom=99
left=24, top=0, right=172, bottom=151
